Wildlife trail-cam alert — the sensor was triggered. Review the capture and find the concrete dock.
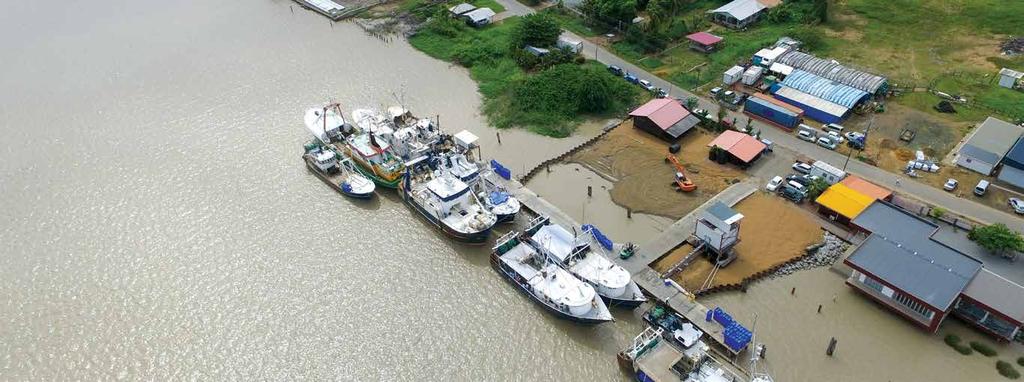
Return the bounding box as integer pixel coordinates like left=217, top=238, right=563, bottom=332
left=487, top=170, right=759, bottom=359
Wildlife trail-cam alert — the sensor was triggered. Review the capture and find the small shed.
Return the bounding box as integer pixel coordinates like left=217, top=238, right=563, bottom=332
left=696, top=201, right=743, bottom=263
left=707, top=130, right=767, bottom=166
left=462, top=7, right=495, bottom=27
left=723, top=65, right=744, bottom=85
left=998, top=68, right=1023, bottom=89
left=448, top=3, right=476, bottom=16
left=955, top=117, right=1024, bottom=175
left=629, top=98, right=700, bottom=141
left=686, top=32, right=723, bottom=53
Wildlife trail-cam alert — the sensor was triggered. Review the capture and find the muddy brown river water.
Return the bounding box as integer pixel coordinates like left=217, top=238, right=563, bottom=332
left=2, top=0, right=1021, bottom=380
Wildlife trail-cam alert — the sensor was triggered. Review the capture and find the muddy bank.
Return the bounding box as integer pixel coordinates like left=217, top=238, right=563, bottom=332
left=569, top=122, right=746, bottom=219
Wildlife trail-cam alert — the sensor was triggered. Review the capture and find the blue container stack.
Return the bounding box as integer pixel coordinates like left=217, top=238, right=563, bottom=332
left=723, top=322, right=753, bottom=351
left=490, top=160, right=511, bottom=180
left=712, top=307, right=733, bottom=327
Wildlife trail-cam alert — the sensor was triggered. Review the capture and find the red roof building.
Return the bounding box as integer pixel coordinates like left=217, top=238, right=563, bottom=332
left=686, top=32, right=724, bottom=53
left=707, top=130, right=766, bottom=165
left=629, top=98, right=701, bottom=141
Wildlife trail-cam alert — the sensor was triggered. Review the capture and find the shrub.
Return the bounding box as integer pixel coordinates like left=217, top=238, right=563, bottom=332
left=1019, top=357, right=1024, bottom=367
left=944, top=334, right=961, bottom=346
left=954, top=344, right=973, bottom=355
left=930, top=207, right=947, bottom=219
left=509, top=13, right=561, bottom=49
left=997, top=360, right=1021, bottom=379
left=969, top=341, right=998, bottom=357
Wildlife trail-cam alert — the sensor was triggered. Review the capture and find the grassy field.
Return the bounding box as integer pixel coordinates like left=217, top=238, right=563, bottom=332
left=557, top=0, right=1024, bottom=119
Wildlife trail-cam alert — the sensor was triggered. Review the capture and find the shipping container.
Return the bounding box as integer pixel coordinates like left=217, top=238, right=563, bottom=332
left=744, top=96, right=801, bottom=129
left=723, top=66, right=744, bottom=85
left=742, top=66, right=764, bottom=85
left=810, top=160, right=847, bottom=184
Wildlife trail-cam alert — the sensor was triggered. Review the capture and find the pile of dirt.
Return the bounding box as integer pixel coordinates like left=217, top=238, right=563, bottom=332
left=569, top=121, right=746, bottom=219
left=651, top=194, right=824, bottom=293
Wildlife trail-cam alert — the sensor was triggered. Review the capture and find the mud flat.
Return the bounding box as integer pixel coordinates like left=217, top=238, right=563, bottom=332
left=569, top=122, right=746, bottom=219
left=651, top=193, right=823, bottom=293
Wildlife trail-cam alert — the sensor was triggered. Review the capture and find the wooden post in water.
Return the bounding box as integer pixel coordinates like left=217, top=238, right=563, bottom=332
left=587, top=185, right=592, bottom=197
left=817, top=304, right=822, bottom=314
left=826, top=337, right=838, bottom=356
left=627, top=208, right=632, bottom=219
left=496, top=132, right=501, bottom=144
left=790, top=287, right=795, bottom=295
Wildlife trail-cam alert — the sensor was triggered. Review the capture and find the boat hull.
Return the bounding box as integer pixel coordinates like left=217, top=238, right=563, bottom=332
left=495, top=211, right=517, bottom=224
left=344, top=146, right=402, bottom=189
left=604, top=295, right=645, bottom=309
left=304, top=156, right=375, bottom=200
left=399, top=182, right=491, bottom=244
left=490, top=252, right=611, bottom=324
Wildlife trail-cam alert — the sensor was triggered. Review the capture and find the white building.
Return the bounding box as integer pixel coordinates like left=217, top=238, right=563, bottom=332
left=955, top=117, right=1024, bottom=175
left=998, top=68, right=1023, bottom=89
left=695, top=202, right=743, bottom=261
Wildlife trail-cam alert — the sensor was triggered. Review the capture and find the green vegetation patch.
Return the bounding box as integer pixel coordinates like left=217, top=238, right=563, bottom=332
left=998, top=360, right=1021, bottom=380
left=943, top=334, right=973, bottom=355
left=969, top=341, right=999, bottom=357
left=1018, top=357, right=1024, bottom=367
left=639, top=57, right=663, bottom=69
left=411, top=16, right=640, bottom=138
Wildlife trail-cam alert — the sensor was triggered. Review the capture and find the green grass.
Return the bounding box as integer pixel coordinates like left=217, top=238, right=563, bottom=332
left=639, top=57, right=663, bottom=69
left=410, top=17, right=641, bottom=137
left=471, top=0, right=505, bottom=13
left=542, top=8, right=602, bottom=37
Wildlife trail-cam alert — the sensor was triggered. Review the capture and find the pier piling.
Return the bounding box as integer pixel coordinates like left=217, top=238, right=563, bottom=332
left=826, top=337, right=838, bottom=356
left=587, top=185, right=592, bottom=197
left=791, top=287, right=795, bottom=295
left=817, top=304, right=822, bottom=314
left=496, top=132, right=501, bottom=144
left=627, top=208, right=632, bottom=219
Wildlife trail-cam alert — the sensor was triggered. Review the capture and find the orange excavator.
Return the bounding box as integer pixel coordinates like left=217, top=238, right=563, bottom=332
left=666, top=154, right=697, bottom=192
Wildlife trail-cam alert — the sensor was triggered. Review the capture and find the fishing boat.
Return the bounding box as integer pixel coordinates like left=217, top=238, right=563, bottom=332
left=491, top=217, right=613, bottom=324
left=302, top=144, right=376, bottom=199
left=303, top=103, right=350, bottom=143
left=352, top=106, right=441, bottom=161
left=445, top=130, right=521, bottom=223
left=619, top=321, right=745, bottom=381
left=398, top=159, right=497, bottom=243
left=529, top=217, right=646, bottom=308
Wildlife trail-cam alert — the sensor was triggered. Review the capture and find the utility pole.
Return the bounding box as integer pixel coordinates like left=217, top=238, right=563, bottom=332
left=843, top=114, right=874, bottom=172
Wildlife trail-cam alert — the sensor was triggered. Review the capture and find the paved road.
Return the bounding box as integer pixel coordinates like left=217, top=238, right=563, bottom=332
left=491, top=0, right=1023, bottom=232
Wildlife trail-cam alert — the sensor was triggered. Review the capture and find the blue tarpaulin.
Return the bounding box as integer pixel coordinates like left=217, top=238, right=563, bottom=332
left=582, top=224, right=613, bottom=251
left=491, top=160, right=511, bottom=180
left=488, top=191, right=509, bottom=205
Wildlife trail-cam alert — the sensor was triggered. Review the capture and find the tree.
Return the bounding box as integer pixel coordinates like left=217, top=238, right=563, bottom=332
left=581, top=0, right=637, bottom=25
left=806, top=178, right=829, bottom=199
left=510, top=14, right=561, bottom=49
left=968, top=224, right=1024, bottom=256
left=684, top=96, right=698, bottom=110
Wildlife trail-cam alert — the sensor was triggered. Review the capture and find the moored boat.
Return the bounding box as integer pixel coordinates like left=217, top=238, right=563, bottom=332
left=398, top=160, right=497, bottom=244
left=490, top=217, right=613, bottom=324
left=530, top=217, right=646, bottom=308
left=302, top=143, right=376, bottom=199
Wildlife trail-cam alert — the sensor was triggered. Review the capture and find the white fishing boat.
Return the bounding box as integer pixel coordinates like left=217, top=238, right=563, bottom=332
left=445, top=130, right=522, bottom=223
left=304, top=103, right=349, bottom=143
left=618, top=324, right=747, bottom=382
left=529, top=217, right=646, bottom=308
left=399, top=160, right=497, bottom=243
left=491, top=217, right=613, bottom=324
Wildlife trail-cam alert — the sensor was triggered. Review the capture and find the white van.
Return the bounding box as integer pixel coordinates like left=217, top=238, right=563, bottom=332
left=974, top=180, right=990, bottom=196
left=824, top=123, right=845, bottom=134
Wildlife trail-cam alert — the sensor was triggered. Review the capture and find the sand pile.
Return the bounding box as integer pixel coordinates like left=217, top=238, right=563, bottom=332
left=569, top=121, right=745, bottom=219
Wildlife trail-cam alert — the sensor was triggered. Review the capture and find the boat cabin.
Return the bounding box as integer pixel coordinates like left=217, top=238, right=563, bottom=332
left=311, top=148, right=338, bottom=172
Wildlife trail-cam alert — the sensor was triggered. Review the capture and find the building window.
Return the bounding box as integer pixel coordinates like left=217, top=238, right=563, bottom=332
left=893, top=292, right=935, bottom=320
left=862, top=275, right=885, bottom=293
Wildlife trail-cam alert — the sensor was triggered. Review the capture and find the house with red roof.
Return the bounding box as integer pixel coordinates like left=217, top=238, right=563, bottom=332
left=629, top=98, right=701, bottom=141
left=686, top=32, right=723, bottom=53
left=707, top=130, right=766, bottom=167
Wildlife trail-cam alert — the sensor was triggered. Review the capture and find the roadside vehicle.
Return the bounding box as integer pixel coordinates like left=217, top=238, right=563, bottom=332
left=607, top=65, right=623, bottom=76
left=1009, top=198, right=1024, bottom=214
left=624, top=73, right=639, bottom=84
left=792, top=161, right=812, bottom=174
left=760, top=138, right=774, bottom=152
left=823, top=123, right=845, bottom=134
left=639, top=79, right=655, bottom=91
left=780, top=184, right=805, bottom=203
left=826, top=131, right=845, bottom=144
left=943, top=178, right=958, bottom=191
left=817, top=136, right=837, bottom=150
left=766, top=176, right=783, bottom=192
left=797, top=130, right=815, bottom=142
left=974, top=180, right=990, bottom=196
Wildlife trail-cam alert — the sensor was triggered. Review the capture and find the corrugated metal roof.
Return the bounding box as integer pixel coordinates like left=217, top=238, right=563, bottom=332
left=706, top=201, right=742, bottom=223
left=1002, top=137, right=1024, bottom=170
left=775, top=51, right=887, bottom=93
left=840, top=176, right=892, bottom=200
left=848, top=202, right=982, bottom=310
left=768, top=62, right=793, bottom=75
left=779, top=70, right=869, bottom=109
left=686, top=32, right=723, bottom=46
left=962, top=269, right=1024, bottom=324
left=707, top=0, right=765, bottom=21
left=630, top=98, right=692, bottom=131
left=1000, top=68, right=1024, bottom=79
left=816, top=184, right=874, bottom=219
left=773, top=86, right=849, bottom=117
left=664, top=114, right=700, bottom=138
left=449, top=3, right=476, bottom=14
left=464, top=7, right=495, bottom=21
left=750, top=92, right=802, bottom=114
left=707, top=130, right=766, bottom=163
left=960, top=116, right=1024, bottom=163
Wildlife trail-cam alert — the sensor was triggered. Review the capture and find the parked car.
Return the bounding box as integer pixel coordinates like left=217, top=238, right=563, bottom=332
left=723, top=90, right=735, bottom=100
left=638, top=79, right=655, bottom=91
left=760, top=138, right=774, bottom=152
left=693, top=109, right=708, bottom=118
left=792, top=161, right=812, bottom=174
left=974, top=180, right=990, bottom=196
left=797, top=130, right=816, bottom=142
left=710, top=87, right=723, bottom=97
left=731, top=93, right=747, bottom=106
left=607, top=65, right=624, bottom=76
left=826, top=131, right=845, bottom=144
left=1009, top=198, right=1024, bottom=214
left=624, top=73, right=639, bottom=84
left=786, top=175, right=809, bottom=187
left=654, top=88, right=668, bottom=98
left=780, top=184, right=805, bottom=203
left=766, top=176, right=783, bottom=192
left=823, top=123, right=845, bottom=134
left=786, top=180, right=808, bottom=195
left=844, top=131, right=865, bottom=142
left=943, top=178, right=958, bottom=191
left=817, top=136, right=837, bottom=150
